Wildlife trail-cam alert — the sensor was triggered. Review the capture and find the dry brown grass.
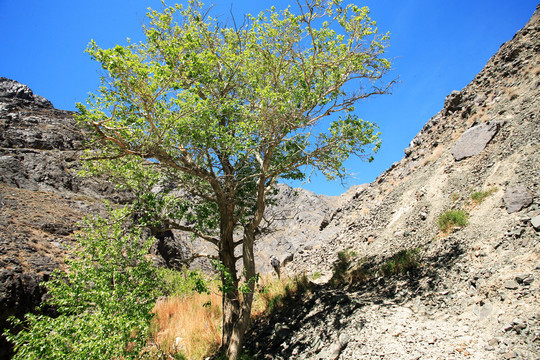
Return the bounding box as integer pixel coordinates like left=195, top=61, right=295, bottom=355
left=152, top=292, right=222, bottom=360
left=150, top=273, right=310, bottom=359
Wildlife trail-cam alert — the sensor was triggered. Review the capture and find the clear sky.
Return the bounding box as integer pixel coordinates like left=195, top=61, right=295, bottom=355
left=0, top=1, right=537, bottom=196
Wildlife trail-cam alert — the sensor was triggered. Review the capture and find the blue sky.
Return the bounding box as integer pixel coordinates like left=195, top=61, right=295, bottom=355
left=0, top=1, right=537, bottom=196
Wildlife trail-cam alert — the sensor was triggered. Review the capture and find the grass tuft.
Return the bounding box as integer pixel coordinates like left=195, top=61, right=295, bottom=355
left=380, top=248, right=419, bottom=276
left=438, top=209, right=468, bottom=233
left=470, top=187, right=498, bottom=205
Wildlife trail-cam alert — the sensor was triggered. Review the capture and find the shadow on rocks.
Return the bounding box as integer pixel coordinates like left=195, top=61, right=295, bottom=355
left=244, top=240, right=465, bottom=359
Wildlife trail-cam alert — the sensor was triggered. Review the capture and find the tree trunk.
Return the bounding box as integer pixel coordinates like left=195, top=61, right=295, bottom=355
left=220, top=226, right=257, bottom=360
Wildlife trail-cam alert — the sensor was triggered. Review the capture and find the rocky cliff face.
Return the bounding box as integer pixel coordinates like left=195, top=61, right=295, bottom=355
left=245, top=7, right=540, bottom=359
left=0, top=77, right=104, bottom=359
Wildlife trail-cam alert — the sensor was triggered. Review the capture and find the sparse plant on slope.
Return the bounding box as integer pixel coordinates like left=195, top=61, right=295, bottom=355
left=77, top=1, right=392, bottom=358
left=4, top=206, right=160, bottom=360
left=470, top=187, right=498, bottom=205
left=252, top=274, right=310, bottom=316
left=330, top=249, right=357, bottom=287
left=380, top=248, right=419, bottom=276
left=438, top=209, right=468, bottom=234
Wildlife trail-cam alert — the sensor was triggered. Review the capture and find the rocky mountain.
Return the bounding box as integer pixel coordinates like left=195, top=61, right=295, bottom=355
left=244, top=7, right=540, bottom=360
left=1, top=4, right=539, bottom=360
left=0, top=77, right=103, bottom=359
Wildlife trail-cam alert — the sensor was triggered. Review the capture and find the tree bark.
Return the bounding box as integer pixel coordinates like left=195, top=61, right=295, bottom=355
left=222, top=226, right=256, bottom=360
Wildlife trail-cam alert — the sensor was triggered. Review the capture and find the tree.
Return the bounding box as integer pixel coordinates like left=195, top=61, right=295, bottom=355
left=77, top=1, right=392, bottom=358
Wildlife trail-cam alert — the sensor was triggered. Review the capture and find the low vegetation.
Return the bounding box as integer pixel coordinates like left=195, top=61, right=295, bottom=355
left=380, top=249, right=420, bottom=276
left=4, top=207, right=161, bottom=360
left=470, top=187, right=498, bottom=205
left=438, top=209, right=469, bottom=234
left=152, top=291, right=222, bottom=360
left=252, top=274, right=310, bottom=317
left=151, top=272, right=310, bottom=360
left=329, top=248, right=421, bottom=287
left=329, top=249, right=358, bottom=287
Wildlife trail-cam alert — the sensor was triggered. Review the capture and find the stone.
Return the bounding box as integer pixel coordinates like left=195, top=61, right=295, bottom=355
left=274, top=323, right=291, bottom=340
left=504, top=279, right=519, bottom=290
left=514, top=274, right=533, bottom=285
left=530, top=215, right=540, bottom=230
left=451, top=121, right=499, bottom=161
left=503, top=186, right=533, bottom=213
left=512, top=318, right=527, bottom=332
left=404, top=147, right=413, bottom=157
left=444, top=90, right=463, bottom=112
left=503, top=323, right=514, bottom=332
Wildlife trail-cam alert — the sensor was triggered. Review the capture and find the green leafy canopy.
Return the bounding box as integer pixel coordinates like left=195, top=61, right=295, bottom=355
left=78, top=0, right=390, bottom=185
left=75, top=2, right=393, bottom=357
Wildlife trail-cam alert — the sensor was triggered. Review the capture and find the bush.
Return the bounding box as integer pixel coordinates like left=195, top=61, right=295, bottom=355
left=329, top=249, right=356, bottom=287
left=438, top=209, right=468, bottom=233
left=380, top=249, right=419, bottom=276
left=5, top=206, right=160, bottom=360
left=158, top=268, right=211, bottom=297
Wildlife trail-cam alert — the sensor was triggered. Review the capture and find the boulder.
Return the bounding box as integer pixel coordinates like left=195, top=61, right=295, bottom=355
left=503, top=186, right=533, bottom=213
left=531, top=215, right=540, bottom=230
left=451, top=121, right=499, bottom=161
left=444, top=90, right=463, bottom=113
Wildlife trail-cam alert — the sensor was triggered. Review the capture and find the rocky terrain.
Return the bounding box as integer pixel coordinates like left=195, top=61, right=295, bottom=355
left=0, top=77, right=104, bottom=358
left=1, top=4, right=539, bottom=360
left=244, top=6, right=540, bottom=360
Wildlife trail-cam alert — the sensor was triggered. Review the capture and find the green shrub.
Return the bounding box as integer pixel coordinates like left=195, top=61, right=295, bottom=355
left=329, top=249, right=356, bottom=287
left=5, top=206, right=160, bottom=360
left=158, top=268, right=210, bottom=297
left=380, top=249, right=419, bottom=276
left=438, top=209, right=468, bottom=233
left=470, top=187, right=498, bottom=205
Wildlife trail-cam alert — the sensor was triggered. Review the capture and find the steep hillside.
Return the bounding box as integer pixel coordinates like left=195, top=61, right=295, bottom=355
left=245, top=6, right=540, bottom=360
left=0, top=77, right=105, bottom=359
